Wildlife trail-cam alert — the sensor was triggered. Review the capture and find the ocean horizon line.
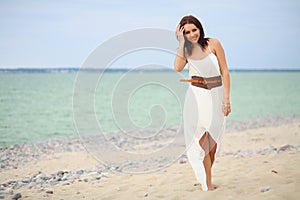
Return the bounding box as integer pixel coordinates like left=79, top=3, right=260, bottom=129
left=0, top=67, right=300, bottom=73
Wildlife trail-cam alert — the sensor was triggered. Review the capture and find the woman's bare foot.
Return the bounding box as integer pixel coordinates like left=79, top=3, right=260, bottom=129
left=194, top=183, right=217, bottom=191
left=208, top=185, right=218, bottom=191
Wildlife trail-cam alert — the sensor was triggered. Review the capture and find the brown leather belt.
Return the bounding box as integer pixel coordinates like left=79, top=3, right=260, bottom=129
left=180, top=75, right=222, bottom=90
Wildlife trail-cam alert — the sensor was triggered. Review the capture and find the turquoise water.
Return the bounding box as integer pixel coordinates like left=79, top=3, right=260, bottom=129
left=1, top=71, right=300, bottom=147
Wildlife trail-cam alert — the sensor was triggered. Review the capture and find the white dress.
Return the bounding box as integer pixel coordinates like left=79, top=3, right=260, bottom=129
left=183, top=51, right=226, bottom=191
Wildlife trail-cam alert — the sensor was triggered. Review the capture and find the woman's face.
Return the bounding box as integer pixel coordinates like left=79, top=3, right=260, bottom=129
left=183, top=23, right=200, bottom=44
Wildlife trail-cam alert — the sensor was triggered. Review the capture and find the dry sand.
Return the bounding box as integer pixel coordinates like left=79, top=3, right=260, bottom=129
left=1, top=123, right=300, bottom=200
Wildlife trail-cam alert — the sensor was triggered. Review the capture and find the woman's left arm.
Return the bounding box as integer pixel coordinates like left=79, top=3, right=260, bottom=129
left=210, top=39, right=231, bottom=116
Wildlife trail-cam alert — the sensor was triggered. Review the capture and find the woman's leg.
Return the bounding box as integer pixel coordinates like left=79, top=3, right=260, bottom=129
left=199, top=132, right=217, bottom=190
left=208, top=134, right=217, bottom=166
left=199, top=132, right=213, bottom=190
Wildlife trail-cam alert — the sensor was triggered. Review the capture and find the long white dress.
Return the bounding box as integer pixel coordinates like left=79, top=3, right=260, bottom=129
left=183, top=51, right=226, bottom=191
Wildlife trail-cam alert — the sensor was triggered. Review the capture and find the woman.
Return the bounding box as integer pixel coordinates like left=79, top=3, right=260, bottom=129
left=174, top=15, right=231, bottom=191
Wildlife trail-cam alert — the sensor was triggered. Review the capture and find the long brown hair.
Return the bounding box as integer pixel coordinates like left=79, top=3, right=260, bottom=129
left=179, top=15, right=209, bottom=56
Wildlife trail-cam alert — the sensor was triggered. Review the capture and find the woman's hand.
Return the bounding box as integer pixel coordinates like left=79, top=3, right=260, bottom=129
left=174, top=24, right=187, bottom=72
left=222, top=102, right=231, bottom=117
left=176, top=24, right=185, bottom=43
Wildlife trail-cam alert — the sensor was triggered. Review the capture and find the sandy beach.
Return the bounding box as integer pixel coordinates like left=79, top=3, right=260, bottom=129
left=1, top=117, right=300, bottom=200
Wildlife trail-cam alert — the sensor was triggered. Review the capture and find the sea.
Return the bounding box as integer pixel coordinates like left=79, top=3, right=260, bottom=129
left=1, top=68, right=300, bottom=147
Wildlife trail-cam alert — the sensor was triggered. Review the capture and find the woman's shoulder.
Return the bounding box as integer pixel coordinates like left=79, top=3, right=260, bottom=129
left=207, top=38, right=221, bottom=46
left=207, top=38, right=223, bottom=53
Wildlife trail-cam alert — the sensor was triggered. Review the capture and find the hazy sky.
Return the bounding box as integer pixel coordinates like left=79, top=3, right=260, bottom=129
left=1, top=0, right=300, bottom=69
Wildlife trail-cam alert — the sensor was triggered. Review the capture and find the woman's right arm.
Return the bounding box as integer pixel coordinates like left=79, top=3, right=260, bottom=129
left=174, top=42, right=187, bottom=72
left=174, top=25, right=187, bottom=72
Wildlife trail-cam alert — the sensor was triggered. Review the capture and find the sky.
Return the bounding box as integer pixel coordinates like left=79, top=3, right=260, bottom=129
left=0, top=0, right=300, bottom=69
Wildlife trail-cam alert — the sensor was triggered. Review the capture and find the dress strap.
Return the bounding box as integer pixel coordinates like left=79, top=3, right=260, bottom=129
left=207, top=45, right=212, bottom=53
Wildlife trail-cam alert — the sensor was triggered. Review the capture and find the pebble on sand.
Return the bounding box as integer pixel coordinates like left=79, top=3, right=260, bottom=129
left=260, top=186, right=271, bottom=193
left=45, top=190, right=53, bottom=194
left=11, top=192, right=22, bottom=200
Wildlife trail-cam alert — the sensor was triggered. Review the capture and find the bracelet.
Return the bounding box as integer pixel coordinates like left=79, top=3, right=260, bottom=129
left=222, top=102, right=231, bottom=107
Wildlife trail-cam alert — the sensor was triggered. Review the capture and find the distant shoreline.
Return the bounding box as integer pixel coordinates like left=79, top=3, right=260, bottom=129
left=0, top=68, right=300, bottom=73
